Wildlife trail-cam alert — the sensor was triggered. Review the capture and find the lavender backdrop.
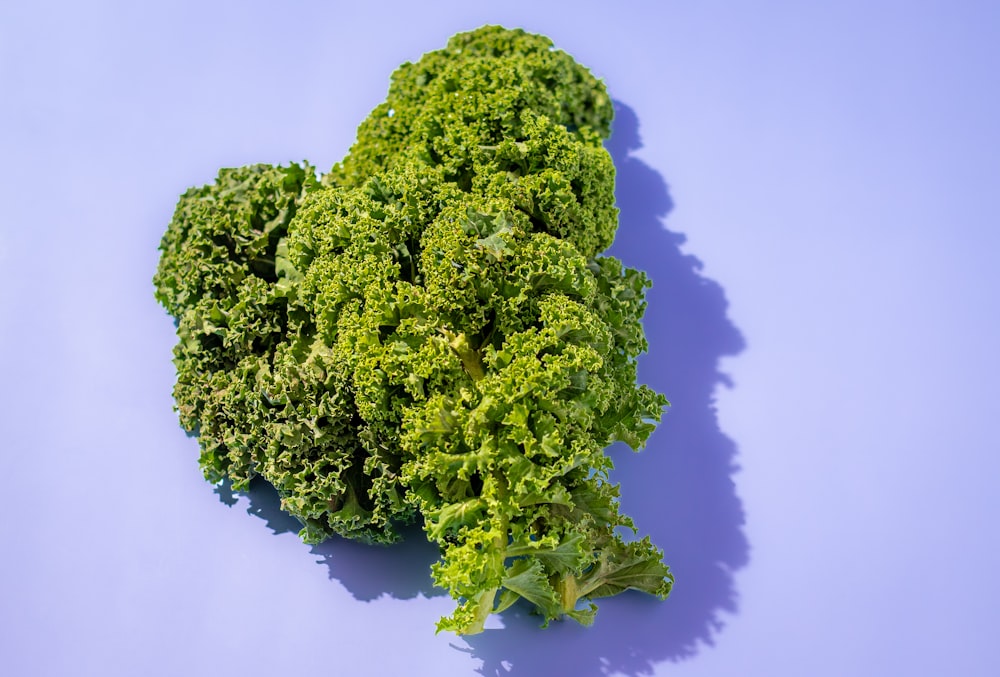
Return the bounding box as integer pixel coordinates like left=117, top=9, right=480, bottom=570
left=2, top=2, right=998, bottom=675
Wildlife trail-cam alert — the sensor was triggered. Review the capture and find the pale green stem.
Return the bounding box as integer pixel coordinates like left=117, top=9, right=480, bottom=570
left=442, top=329, right=485, bottom=381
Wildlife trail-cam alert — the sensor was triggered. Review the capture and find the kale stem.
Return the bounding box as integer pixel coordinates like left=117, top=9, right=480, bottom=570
left=557, top=572, right=579, bottom=613
left=466, top=586, right=498, bottom=635
left=443, top=329, right=486, bottom=380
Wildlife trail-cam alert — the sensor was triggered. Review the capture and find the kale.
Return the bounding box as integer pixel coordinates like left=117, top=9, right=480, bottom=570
left=154, top=25, right=672, bottom=635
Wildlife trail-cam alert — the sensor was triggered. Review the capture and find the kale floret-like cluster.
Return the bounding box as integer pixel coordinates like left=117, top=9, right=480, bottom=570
left=154, top=25, right=672, bottom=635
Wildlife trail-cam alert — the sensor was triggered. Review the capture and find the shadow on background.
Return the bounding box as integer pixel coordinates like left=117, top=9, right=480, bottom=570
left=215, top=476, right=444, bottom=602
left=461, top=101, right=749, bottom=676
left=214, top=100, right=747, bottom=675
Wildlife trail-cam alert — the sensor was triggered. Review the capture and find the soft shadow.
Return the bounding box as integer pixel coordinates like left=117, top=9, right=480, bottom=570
left=462, top=101, right=749, bottom=676
left=216, top=476, right=444, bottom=602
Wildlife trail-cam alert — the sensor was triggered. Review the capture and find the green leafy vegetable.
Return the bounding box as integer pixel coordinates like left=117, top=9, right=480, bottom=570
left=154, top=25, right=672, bottom=635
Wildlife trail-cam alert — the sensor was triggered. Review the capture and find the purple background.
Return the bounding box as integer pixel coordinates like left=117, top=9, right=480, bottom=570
left=2, top=2, right=998, bottom=675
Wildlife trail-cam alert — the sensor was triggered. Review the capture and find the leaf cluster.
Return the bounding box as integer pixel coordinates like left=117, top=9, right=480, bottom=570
left=154, top=25, right=672, bottom=634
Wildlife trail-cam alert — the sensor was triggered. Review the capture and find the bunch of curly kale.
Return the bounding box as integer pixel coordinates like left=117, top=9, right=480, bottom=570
left=154, top=25, right=671, bottom=635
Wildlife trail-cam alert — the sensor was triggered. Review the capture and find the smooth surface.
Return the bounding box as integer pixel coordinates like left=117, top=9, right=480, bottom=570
left=2, top=2, right=998, bottom=675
